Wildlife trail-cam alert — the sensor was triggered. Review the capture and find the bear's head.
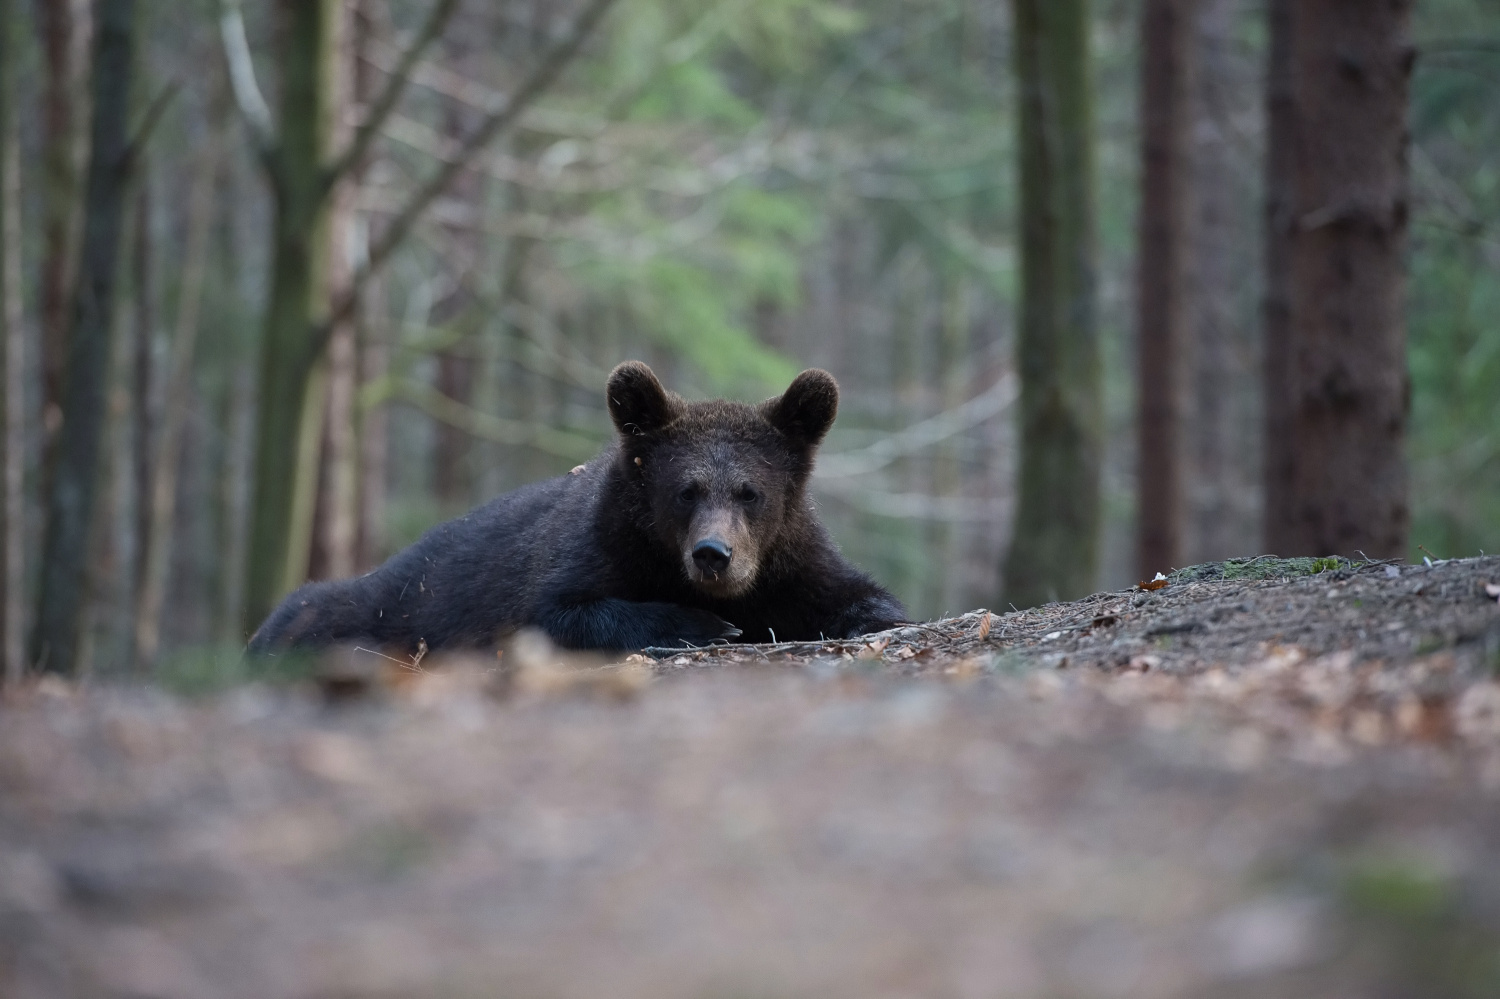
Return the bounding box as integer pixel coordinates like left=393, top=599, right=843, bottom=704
left=606, top=361, right=838, bottom=598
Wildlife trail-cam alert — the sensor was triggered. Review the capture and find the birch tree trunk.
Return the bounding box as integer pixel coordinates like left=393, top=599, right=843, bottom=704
left=1002, top=0, right=1101, bottom=607
left=309, top=0, right=358, bottom=584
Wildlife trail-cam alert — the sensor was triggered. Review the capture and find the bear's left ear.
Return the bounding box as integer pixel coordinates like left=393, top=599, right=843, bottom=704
left=607, top=361, right=681, bottom=436
left=762, top=369, right=839, bottom=450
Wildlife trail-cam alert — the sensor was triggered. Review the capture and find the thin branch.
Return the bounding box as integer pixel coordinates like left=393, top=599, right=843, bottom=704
left=120, top=81, right=180, bottom=177
left=367, top=375, right=601, bottom=460
left=815, top=373, right=1020, bottom=478
left=321, top=0, right=621, bottom=345
left=323, top=0, right=462, bottom=188
left=218, top=0, right=275, bottom=151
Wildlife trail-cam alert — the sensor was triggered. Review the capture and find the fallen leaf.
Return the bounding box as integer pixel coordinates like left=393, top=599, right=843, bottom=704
left=892, top=646, right=917, bottom=661
left=978, top=612, right=992, bottom=641
left=1138, top=572, right=1169, bottom=592
left=1455, top=682, right=1500, bottom=743
left=1394, top=693, right=1452, bottom=742
left=945, top=658, right=982, bottom=680
left=858, top=637, right=891, bottom=660
left=1126, top=654, right=1160, bottom=672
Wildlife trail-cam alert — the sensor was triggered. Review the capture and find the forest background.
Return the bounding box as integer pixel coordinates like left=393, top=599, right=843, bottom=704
left=0, top=0, right=1494, bottom=678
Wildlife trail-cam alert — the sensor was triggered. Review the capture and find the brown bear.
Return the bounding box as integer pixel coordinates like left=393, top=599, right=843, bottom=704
left=247, top=361, right=907, bottom=653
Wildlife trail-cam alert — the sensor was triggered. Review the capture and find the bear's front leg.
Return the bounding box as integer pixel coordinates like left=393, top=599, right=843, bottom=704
left=536, top=598, right=741, bottom=651
left=824, top=590, right=907, bottom=640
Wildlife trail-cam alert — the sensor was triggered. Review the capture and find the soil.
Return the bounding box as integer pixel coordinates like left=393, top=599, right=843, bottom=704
left=3, top=556, right=1500, bottom=999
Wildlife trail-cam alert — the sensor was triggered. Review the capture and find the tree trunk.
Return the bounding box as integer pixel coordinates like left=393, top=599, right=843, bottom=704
left=1135, top=0, right=1194, bottom=578
left=1002, top=0, right=1100, bottom=607
left=356, top=273, right=387, bottom=571
left=1266, top=0, right=1412, bottom=558
left=309, top=0, right=359, bottom=584
left=1261, top=0, right=1297, bottom=553
left=0, top=0, right=23, bottom=683
left=30, top=0, right=136, bottom=675
left=242, top=0, right=340, bottom=633
left=431, top=100, right=484, bottom=508
left=132, top=129, right=219, bottom=669
left=129, top=173, right=153, bottom=653
left=35, top=0, right=83, bottom=452
left=220, top=363, right=254, bottom=641
left=353, top=0, right=386, bottom=573
left=1186, top=0, right=1259, bottom=563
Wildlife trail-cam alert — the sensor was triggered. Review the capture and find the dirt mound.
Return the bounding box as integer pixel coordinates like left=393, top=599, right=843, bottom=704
left=3, top=557, right=1500, bottom=998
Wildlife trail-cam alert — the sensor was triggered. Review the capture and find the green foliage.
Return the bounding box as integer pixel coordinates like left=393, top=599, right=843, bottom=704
left=508, top=0, right=886, bottom=397
left=565, top=183, right=812, bottom=394
left=1171, top=556, right=1355, bottom=582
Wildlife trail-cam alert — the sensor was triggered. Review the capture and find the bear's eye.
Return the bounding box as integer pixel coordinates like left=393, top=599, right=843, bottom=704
left=734, top=485, right=761, bottom=505
left=677, top=485, right=699, bottom=506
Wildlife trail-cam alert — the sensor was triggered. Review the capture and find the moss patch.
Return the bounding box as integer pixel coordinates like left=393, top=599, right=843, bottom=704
left=1169, top=555, right=1360, bottom=583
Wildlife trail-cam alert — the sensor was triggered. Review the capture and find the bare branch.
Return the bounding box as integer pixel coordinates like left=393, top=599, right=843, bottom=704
left=815, top=374, right=1020, bottom=479
left=120, top=81, right=180, bottom=177
left=320, top=0, right=620, bottom=344
left=366, top=376, right=600, bottom=460
left=323, top=0, right=461, bottom=188
left=218, top=0, right=275, bottom=151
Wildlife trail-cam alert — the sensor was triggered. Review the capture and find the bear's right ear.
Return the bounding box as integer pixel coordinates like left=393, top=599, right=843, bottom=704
left=607, top=361, right=680, bottom=436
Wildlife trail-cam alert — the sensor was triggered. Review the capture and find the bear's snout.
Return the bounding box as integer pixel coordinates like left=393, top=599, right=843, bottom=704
left=691, top=538, right=733, bottom=576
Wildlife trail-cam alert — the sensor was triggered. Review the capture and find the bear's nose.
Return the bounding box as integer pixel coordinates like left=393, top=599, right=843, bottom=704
left=692, top=539, right=733, bottom=575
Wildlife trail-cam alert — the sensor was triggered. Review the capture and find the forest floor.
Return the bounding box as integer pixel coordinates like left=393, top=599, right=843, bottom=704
left=4, top=556, right=1500, bottom=998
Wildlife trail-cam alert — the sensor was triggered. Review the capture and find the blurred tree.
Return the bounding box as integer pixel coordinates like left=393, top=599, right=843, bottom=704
left=128, top=162, right=154, bottom=670
left=35, top=0, right=83, bottom=456
left=1262, top=0, right=1296, bottom=555
left=0, top=0, right=22, bottom=683
left=223, top=0, right=458, bottom=632
left=1003, top=0, right=1100, bottom=607
left=1184, top=0, right=1261, bottom=565
left=132, top=113, right=223, bottom=668
left=1136, top=0, right=1195, bottom=578
left=429, top=99, right=483, bottom=510
left=1264, top=0, right=1413, bottom=558
left=31, top=0, right=139, bottom=674
left=307, top=0, right=362, bottom=585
